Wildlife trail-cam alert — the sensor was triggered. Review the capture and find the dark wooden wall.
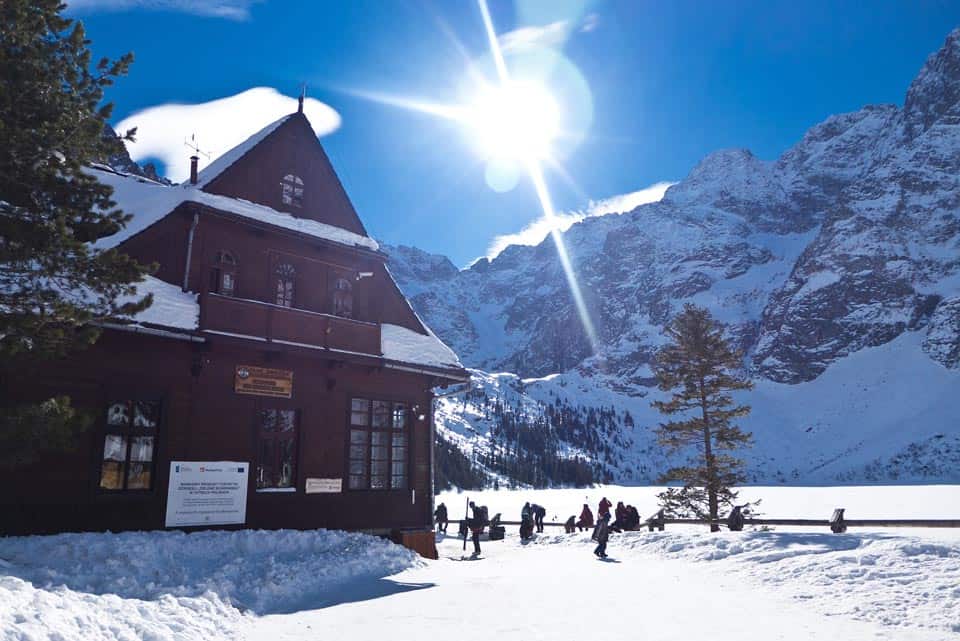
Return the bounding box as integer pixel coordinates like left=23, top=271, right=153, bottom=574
left=0, top=329, right=436, bottom=536
left=116, top=204, right=424, bottom=334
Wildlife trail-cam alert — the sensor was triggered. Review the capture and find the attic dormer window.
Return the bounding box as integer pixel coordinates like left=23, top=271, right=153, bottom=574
left=210, top=251, right=237, bottom=297
left=281, top=174, right=304, bottom=208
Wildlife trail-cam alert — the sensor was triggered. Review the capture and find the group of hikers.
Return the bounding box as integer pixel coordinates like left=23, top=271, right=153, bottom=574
left=565, top=498, right=643, bottom=534
left=433, top=496, right=641, bottom=559
left=520, top=501, right=547, bottom=540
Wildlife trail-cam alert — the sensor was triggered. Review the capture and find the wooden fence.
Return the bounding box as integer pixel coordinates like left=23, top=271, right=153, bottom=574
left=452, top=509, right=960, bottom=534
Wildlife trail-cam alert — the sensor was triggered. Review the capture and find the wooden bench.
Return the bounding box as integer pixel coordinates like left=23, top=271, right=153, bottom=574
left=646, top=509, right=665, bottom=532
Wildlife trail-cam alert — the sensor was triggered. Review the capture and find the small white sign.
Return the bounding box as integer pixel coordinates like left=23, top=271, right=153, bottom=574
left=165, top=461, right=249, bottom=527
left=305, top=477, right=342, bottom=494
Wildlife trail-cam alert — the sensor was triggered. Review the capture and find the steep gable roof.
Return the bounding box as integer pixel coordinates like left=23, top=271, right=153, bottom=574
left=90, top=166, right=379, bottom=252
left=196, top=112, right=370, bottom=237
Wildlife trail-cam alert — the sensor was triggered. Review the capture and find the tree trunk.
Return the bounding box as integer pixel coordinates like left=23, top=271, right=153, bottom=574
left=700, top=379, right=720, bottom=532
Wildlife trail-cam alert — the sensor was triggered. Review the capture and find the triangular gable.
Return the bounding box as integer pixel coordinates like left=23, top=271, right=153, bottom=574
left=191, top=115, right=291, bottom=189
left=197, top=113, right=369, bottom=237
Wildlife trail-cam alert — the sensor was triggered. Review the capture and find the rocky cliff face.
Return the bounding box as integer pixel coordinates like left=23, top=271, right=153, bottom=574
left=385, top=29, right=960, bottom=484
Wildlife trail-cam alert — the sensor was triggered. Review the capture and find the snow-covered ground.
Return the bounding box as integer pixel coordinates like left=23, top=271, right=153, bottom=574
left=3, top=486, right=958, bottom=640
left=0, top=529, right=419, bottom=640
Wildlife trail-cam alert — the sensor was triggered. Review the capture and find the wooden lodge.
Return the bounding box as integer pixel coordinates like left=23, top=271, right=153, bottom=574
left=0, top=106, right=468, bottom=558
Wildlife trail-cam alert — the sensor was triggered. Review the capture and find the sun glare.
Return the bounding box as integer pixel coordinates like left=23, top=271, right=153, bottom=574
left=345, top=0, right=600, bottom=354
left=466, top=81, right=561, bottom=161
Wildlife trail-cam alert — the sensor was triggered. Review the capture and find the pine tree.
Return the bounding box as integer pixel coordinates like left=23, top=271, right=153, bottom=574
left=0, top=0, right=150, bottom=467
left=651, top=304, right=753, bottom=531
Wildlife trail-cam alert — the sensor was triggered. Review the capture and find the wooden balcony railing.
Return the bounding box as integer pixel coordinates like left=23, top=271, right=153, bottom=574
left=200, top=293, right=381, bottom=356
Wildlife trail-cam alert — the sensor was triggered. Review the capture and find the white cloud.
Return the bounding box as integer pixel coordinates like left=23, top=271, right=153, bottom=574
left=115, top=87, right=341, bottom=183
left=580, top=13, right=599, bottom=33
left=485, top=181, right=675, bottom=260
left=67, top=0, right=263, bottom=20
left=498, top=20, right=571, bottom=53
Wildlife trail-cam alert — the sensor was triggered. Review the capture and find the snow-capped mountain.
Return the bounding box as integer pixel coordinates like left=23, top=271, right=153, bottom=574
left=388, top=29, right=960, bottom=485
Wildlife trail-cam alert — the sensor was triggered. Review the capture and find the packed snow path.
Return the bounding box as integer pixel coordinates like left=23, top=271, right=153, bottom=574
left=250, top=530, right=954, bottom=641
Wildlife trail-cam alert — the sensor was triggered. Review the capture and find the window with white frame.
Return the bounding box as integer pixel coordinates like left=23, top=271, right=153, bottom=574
left=256, top=408, right=298, bottom=490
left=348, top=398, right=408, bottom=490
left=332, top=277, right=353, bottom=318
left=210, top=250, right=237, bottom=296
left=99, top=400, right=160, bottom=491
left=281, top=174, right=304, bottom=208
left=274, top=263, right=295, bottom=308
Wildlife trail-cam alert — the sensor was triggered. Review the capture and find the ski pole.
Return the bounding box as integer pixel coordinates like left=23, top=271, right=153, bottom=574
left=462, top=496, right=469, bottom=551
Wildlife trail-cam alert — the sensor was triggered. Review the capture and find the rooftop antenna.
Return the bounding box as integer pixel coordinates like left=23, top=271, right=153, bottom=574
left=184, top=133, right=211, bottom=159
left=184, top=133, right=210, bottom=185
left=298, top=82, right=306, bottom=113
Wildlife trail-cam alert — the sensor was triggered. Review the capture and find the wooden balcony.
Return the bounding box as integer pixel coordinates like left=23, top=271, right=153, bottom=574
left=200, top=293, right=381, bottom=356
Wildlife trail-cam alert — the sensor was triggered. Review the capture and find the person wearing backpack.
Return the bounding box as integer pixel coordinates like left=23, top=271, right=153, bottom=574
left=468, top=501, right=485, bottom=556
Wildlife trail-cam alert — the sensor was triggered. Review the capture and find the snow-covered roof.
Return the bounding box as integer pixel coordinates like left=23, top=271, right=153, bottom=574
left=90, top=167, right=379, bottom=252
left=191, top=115, right=291, bottom=189
left=381, top=323, right=465, bottom=373
left=121, top=275, right=200, bottom=330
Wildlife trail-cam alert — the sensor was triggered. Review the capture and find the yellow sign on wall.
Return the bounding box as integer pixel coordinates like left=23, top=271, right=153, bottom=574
left=234, top=365, right=293, bottom=398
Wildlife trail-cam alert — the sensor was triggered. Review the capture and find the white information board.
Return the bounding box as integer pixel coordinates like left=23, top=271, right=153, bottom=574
left=165, top=461, right=249, bottom=527
left=305, top=477, right=342, bottom=494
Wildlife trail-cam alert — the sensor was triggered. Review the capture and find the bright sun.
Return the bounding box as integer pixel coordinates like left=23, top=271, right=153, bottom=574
left=465, top=81, right=561, bottom=161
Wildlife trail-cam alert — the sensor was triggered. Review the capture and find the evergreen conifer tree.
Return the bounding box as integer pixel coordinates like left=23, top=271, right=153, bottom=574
left=651, top=304, right=753, bottom=531
left=0, top=0, right=150, bottom=467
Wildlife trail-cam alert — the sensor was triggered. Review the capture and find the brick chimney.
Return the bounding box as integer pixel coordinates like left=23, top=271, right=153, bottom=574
left=189, top=155, right=199, bottom=185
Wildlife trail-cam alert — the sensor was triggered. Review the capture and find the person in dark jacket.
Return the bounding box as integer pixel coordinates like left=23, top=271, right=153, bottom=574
left=531, top=503, right=547, bottom=533
left=520, top=502, right=534, bottom=540
left=469, top=501, right=484, bottom=556
left=564, top=515, right=577, bottom=533
left=434, top=502, right=448, bottom=534
left=611, top=501, right=628, bottom=532
left=593, top=513, right=610, bottom=558
left=576, top=504, right=594, bottom=531
left=598, top=497, right=613, bottom=521
left=625, top=505, right=640, bottom=530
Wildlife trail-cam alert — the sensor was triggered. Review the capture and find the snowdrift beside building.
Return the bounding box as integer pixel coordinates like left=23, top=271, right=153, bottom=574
left=0, top=528, right=420, bottom=640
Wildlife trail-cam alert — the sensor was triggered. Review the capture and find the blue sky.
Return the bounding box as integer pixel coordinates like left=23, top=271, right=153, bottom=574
left=71, top=0, right=960, bottom=266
